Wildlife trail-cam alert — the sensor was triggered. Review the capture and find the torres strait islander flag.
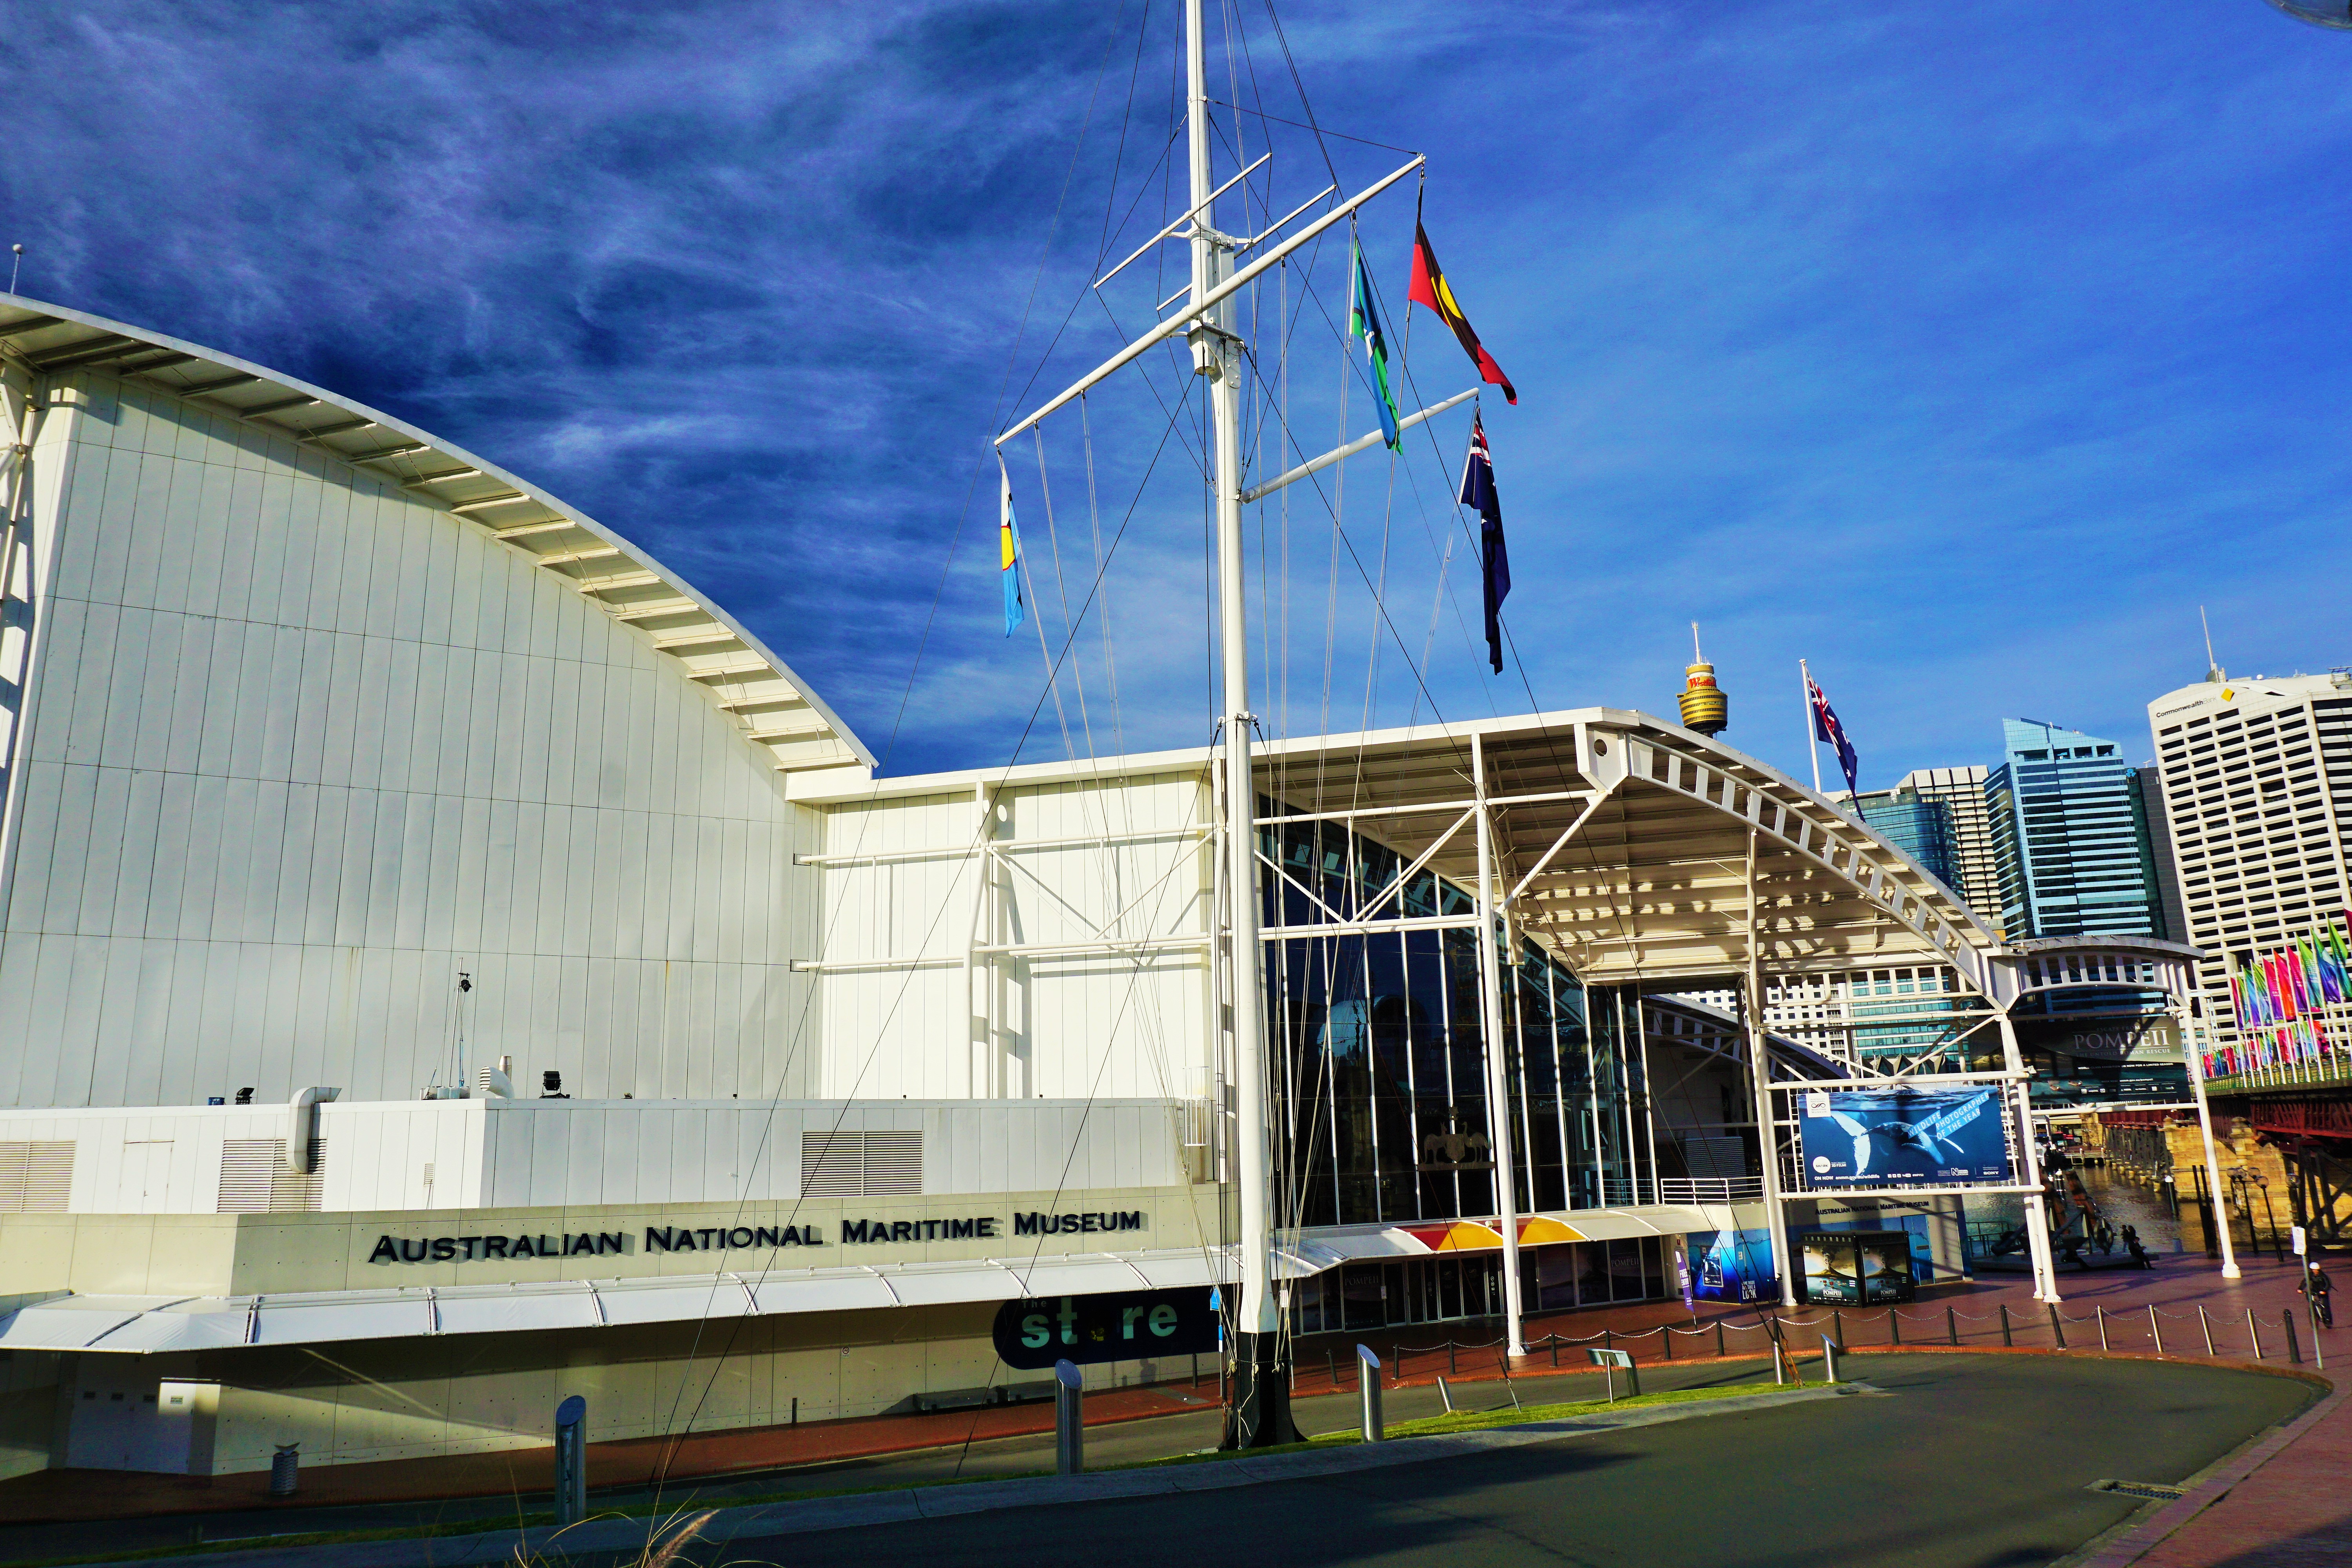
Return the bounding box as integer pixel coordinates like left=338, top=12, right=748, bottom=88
left=1350, top=237, right=1403, bottom=450
left=1408, top=223, right=1517, bottom=405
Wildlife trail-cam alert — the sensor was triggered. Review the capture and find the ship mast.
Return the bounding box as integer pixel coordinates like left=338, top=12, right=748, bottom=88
left=993, top=1, right=1421, bottom=1449
left=1187, top=0, right=1290, bottom=1448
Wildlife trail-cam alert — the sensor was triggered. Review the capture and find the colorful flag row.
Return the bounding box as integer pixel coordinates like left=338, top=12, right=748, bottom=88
left=2205, top=1016, right=2335, bottom=1082
left=2206, top=912, right=2352, bottom=1078
left=2229, top=915, right=2351, bottom=1027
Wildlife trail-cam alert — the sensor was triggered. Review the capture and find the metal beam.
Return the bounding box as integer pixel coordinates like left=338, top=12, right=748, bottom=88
left=996, top=153, right=1424, bottom=447
left=402, top=467, right=484, bottom=490
left=235, top=394, right=319, bottom=417
left=343, top=441, right=432, bottom=464
left=1240, top=388, right=1479, bottom=504
left=1093, top=152, right=1269, bottom=291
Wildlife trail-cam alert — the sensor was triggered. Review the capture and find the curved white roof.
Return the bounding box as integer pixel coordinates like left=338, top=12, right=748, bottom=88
left=0, top=293, right=872, bottom=775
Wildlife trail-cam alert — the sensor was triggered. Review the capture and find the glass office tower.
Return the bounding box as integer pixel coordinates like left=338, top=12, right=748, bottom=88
left=1986, top=718, right=2162, bottom=940
left=1851, top=787, right=1958, bottom=889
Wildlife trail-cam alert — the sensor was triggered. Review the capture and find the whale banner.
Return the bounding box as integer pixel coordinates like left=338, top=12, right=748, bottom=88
left=1796, top=1085, right=2013, bottom=1188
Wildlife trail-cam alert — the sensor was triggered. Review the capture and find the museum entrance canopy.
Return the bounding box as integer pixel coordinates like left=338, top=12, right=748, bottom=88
left=1251, top=707, right=2009, bottom=997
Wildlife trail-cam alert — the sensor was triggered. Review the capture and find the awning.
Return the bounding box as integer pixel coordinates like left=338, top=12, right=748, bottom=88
left=0, top=1249, right=1234, bottom=1356
left=1294, top=1203, right=1767, bottom=1262
left=0, top=1203, right=1775, bottom=1355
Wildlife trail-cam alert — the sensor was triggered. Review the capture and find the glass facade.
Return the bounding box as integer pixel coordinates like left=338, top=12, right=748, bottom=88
left=1987, top=719, right=2161, bottom=940
left=1852, top=788, right=1957, bottom=890
left=1292, top=1238, right=1671, bottom=1335
left=1260, top=809, right=1637, bottom=1230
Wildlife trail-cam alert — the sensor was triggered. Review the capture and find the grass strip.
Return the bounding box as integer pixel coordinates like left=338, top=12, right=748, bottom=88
left=1142, top=1382, right=1760, bottom=1464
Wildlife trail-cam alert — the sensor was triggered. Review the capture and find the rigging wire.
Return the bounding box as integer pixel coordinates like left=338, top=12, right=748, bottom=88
left=655, top=360, right=1196, bottom=1491
left=639, top=0, right=1154, bottom=1499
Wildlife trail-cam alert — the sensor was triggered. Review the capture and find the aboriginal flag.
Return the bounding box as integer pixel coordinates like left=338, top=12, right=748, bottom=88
left=1409, top=224, right=1517, bottom=405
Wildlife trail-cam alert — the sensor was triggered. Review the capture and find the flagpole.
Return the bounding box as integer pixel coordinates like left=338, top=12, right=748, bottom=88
left=1800, top=659, right=1823, bottom=797
left=1190, top=0, right=1290, bottom=1449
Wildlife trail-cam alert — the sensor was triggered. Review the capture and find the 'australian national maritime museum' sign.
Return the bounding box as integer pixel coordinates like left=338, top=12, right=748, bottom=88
left=367, top=1209, right=1147, bottom=1265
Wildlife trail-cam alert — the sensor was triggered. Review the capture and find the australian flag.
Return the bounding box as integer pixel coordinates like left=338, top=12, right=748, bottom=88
left=1461, top=414, right=1509, bottom=673
left=1808, top=672, right=1859, bottom=799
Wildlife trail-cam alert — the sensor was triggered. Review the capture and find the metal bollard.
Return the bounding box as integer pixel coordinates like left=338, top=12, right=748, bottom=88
left=1889, top=1309, right=1902, bottom=1347
left=1661, top=1325, right=1674, bottom=1361
left=1054, top=1359, right=1084, bottom=1475
left=1717, top=1321, right=1727, bottom=1357
left=1772, top=1338, right=1788, bottom=1385
left=1550, top=1335, right=1561, bottom=1369
left=1947, top=1306, right=1959, bottom=1347
left=2199, top=1304, right=2216, bottom=1357
left=1821, top=1334, right=1840, bottom=1384
left=1833, top=1310, right=1846, bottom=1350
left=2284, top=1310, right=2303, bottom=1367
left=1356, top=1344, right=1384, bottom=1442
left=2000, top=1304, right=2013, bottom=1347
left=2048, top=1304, right=2067, bottom=1349
left=268, top=1443, right=299, bottom=1499
left=2247, top=1309, right=2264, bottom=1361
left=2149, top=1305, right=2164, bottom=1357
left=1448, top=1340, right=1457, bottom=1376
left=2096, top=1306, right=2109, bottom=1353
left=554, top=1395, right=587, bottom=1528
left=1436, top=1375, right=1455, bottom=1415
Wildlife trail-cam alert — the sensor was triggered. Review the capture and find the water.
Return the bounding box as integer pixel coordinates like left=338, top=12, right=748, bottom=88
left=2075, top=1165, right=2190, bottom=1258
left=1965, top=1164, right=2199, bottom=1272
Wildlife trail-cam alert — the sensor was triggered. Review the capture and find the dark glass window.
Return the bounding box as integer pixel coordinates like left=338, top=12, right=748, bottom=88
left=1260, top=808, right=1633, bottom=1227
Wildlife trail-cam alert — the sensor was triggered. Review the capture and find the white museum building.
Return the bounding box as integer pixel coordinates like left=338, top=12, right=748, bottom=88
left=0, top=297, right=2191, bottom=1479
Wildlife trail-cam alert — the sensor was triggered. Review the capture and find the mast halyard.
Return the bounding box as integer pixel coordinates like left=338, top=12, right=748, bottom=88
left=1187, top=0, right=1292, bottom=1449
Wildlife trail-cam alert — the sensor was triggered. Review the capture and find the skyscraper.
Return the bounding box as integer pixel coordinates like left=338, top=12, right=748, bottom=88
left=2135, top=764, right=2189, bottom=945
left=2146, top=669, right=2352, bottom=1057
left=1846, top=785, right=1957, bottom=889
left=1891, top=767, right=2003, bottom=936
left=1986, top=719, right=2161, bottom=940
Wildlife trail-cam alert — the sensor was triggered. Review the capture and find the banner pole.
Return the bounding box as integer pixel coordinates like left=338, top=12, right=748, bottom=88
left=1800, top=659, right=1823, bottom=797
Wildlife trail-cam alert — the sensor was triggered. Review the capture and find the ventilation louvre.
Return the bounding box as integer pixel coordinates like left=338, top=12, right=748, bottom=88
left=215, top=1139, right=327, bottom=1213
left=800, top=1130, right=923, bottom=1198
left=0, top=1141, right=74, bottom=1212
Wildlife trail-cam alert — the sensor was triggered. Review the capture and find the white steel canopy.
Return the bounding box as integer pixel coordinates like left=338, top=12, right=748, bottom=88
left=1254, top=708, right=2002, bottom=991
left=0, top=293, right=871, bottom=777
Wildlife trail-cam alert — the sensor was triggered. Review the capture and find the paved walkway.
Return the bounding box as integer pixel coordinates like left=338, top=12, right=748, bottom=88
left=80, top=1386, right=1865, bottom=1568
left=0, top=1246, right=2332, bottom=1541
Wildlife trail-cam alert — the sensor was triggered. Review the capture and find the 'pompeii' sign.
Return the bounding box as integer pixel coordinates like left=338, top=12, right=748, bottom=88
left=365, top=1209, right=1149, bottom=1265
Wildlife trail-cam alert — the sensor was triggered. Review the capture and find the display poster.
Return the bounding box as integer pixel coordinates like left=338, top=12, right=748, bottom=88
left=1797, top=1084, right=2011, bottom=1187
left=990, top=1287, right=1220, bottom=1370
left=1799, top=1229, right=1918, bottom=1305
left=1686, top=1227, right=1779, bottom=1303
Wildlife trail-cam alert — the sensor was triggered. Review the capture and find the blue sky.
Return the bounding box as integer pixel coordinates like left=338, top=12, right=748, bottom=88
left=3, top=1, right=2347, bottom=785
